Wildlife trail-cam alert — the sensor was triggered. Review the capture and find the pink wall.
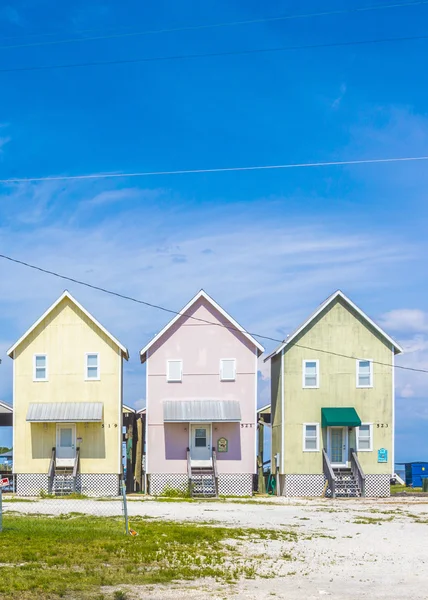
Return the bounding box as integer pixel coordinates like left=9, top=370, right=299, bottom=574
left=146, top=296, right=258, bottom=474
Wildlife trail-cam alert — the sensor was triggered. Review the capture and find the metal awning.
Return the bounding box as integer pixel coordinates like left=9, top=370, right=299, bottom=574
left=163, top=400, right=241, bottom=422
left=26, top=402, right=103, bottom=422
left=321, top=407, right=361, bottom=428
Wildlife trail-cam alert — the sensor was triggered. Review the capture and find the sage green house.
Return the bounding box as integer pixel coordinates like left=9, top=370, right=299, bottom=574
left=265, top=290, right=403, bottom=498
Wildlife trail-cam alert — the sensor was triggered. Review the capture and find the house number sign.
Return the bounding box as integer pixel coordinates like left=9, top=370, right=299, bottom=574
left=217, top=437, right=228, bottom=453
left=240, top=423, right=254, bottom=428
left=376, top=423, right=389, bottom=428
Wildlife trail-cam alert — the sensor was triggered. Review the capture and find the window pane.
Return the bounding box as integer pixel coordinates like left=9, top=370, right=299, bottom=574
left=305, top=438, right=317, bottom=450
left=35, top=355, right=46, bottom=368
left=305, top=362, right=317, bottom=375
left=358, top=374, right=371, bottom=386
left=195, top=429, right=207, bottom=447
left=305, top=375, right=317, bottom=387
left=167, top=360, right=182, bottom=381
left=305, top=425, right=317, bottom=437
left=87, top=366, right=98, bottom=379
left=60, top=428, right=72, bottom=447
left=359, top=361, right=371, bottom=374
left=221, top=359, right=235, bottom=380
left=358, top=438, right=370, bottom=450
left=87, top=354, right=98, bottom=367
left=35, top=367, right=46, bottom=379
left=359, top=424, right=370, bottom=436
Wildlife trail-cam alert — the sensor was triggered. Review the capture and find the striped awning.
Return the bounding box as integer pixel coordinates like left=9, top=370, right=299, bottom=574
left=26, top=402, right=103, bottom=422
left=163, top=400, right=241, bottom=422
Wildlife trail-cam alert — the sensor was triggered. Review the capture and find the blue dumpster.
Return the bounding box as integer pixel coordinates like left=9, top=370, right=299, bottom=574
left=403, top=462, right=428, bottom=487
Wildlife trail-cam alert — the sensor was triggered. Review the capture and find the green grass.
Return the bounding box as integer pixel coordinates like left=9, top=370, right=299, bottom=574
left=0, top=515, right=294, bottom=599
left=390, top=485, right=424, bottom=495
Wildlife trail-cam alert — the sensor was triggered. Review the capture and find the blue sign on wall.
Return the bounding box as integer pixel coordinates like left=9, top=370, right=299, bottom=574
left=378, top=448, right=388, bottom=463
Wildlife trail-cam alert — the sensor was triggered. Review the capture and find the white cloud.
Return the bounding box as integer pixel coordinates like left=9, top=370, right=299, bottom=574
left=332, top=83, right=347, bottom=110
left=380, top=310, right=428, bottom=334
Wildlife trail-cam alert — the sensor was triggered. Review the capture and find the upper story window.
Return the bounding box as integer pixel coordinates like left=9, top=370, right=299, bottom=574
left=220, top=359, right=236, bottom=381
left=356, top=359, right=373, bottom=388
left=357, top=423, right=373, bottom=451
left=303, top=423, right=320, bottom=451
left=303, top=360, right=319, bottom=388
left=86, top=353, right=100, bottom=380
left=33, top=354, right=48, bottom=381
left=167, top=360, right=182, bottom=382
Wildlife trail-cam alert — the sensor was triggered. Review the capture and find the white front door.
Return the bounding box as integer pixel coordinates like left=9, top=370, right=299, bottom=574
left=329, top=427, right=348, bottom=467
left=190, top=424, right=211, bottom=462
left=56, top=424, right=76, bottom=460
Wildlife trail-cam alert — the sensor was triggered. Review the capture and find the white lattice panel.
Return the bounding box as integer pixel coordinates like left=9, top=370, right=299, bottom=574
left=218, top=474, right=252, bottom=497
left=284, top=474, right=325, bottom=497
left=16, top=474, right=49, bottom=496
left=365, top=474, right=390, bottom=497
left=80, top=474, right=120, bottom=497
left=149, top=473, right=188, bottom=496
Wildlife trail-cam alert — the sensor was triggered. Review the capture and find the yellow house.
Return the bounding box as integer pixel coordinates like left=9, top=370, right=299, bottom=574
left=265, top=290, right=403, bottom=498
left=8, top=291, right=129, bottom=497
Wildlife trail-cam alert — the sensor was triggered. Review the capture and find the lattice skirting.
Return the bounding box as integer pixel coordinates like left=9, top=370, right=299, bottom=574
left=15, top=473, right=120, bottom=497
left=148, top=473, right=253, bottom=497
left=149, top=473, right=189, bottom=496
left=281, top=473, right=391, bottom=498
left=218, top=474, right=252, bottom=497
left=365, top=474, right=391, bottom=498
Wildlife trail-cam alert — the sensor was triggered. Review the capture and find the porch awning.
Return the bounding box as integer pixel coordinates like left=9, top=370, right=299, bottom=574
left=26, top=402, right=103, bottom=422
left=321, top=407, right=361, bottom=428
left=163, top=400, right=241, bottom=422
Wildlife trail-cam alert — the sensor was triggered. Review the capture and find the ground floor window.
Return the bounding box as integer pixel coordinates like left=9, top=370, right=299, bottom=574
left=357, top=423, right=373, bottom=451
left=303, top=423, right=320, bottom=451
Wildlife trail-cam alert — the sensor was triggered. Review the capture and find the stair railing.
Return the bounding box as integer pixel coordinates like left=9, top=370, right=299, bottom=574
left=48, top=447, right=56, bottom=494
left=350, top=448, right=366, bottom=497
left=322, top=449, right=336, bottom=499
left=212, top=449, right=219, bottom=497
left=186, top=447, right=192, bottom=496
left=72, top=447, right=80, bottom=493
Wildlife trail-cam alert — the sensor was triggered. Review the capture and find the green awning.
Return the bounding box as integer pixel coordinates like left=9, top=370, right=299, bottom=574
left=321, top=407, right=361, bottom=428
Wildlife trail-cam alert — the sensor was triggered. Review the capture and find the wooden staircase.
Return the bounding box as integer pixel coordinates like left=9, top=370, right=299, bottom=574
left=333, top=468, right=361, bottom=497
left=322, top=448, right=366, bottom=498
left=187, top=448, right=219, bottom=498
left=48, top=447, right=80, bottom=496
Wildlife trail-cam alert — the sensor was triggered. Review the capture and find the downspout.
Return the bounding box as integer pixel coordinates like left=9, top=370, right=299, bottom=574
left=280, top=347, right=285, bottom=496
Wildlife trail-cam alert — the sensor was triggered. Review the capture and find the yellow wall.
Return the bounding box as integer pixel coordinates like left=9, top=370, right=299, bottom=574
left=13, top=297, right=123, bottom=474
left=272, top=297, right=394, bottom=475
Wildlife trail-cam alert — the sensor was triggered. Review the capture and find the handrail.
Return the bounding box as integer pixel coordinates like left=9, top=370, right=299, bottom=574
left=48, top=447, right=56, bottom=494
left=72, top=447, right=80, bottom=493
left=212, top=449, right=219, bottom=497
left=350, top=448, right=366, bottom=497
left=322, top=449, right=336, bottom=499
left=186, top=447, right=192, bottom=496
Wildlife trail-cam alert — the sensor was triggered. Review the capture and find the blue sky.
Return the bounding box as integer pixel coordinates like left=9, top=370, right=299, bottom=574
left=0, top=0, right=427, bottom=462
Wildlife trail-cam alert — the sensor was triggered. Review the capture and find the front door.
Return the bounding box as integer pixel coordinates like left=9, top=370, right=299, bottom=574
left=56, top=424, right=76, bottom=460
left=190, top=424, right=211, bottom=462
left=329, top=427, right=348, bottom=467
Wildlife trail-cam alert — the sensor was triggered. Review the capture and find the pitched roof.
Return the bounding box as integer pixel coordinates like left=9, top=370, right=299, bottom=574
left=7, top=290, right=129, bottom=359
left=140, top=289, right=264, bottom=362
left=264, top=290, right=403, bottom=361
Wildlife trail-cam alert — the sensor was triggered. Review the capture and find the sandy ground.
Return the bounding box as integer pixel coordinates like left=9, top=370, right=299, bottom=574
left=4, top=496, right=428, bottom=599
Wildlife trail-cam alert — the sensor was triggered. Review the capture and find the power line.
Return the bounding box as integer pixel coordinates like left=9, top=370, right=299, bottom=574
left=0, top=156, right=428, bottom=184
left=0, top=1, right=427, bottom=50
left=0, top=253, right=424, bottom=375
left=0, top=32, right=427, bottom=74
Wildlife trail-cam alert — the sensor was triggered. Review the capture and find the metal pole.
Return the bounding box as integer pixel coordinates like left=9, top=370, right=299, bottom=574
left=0, top=488, right=3, bottom=533
left=122, top=480, right=129, bottom=535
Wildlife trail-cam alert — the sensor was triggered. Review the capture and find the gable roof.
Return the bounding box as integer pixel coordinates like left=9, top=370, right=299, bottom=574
left=264, top=290, right=403, bottom=361
left=140, top=289, right=264, bottom=363
left=7, top=290, right=129, bottom=359
left=0, top=400, right=13, bottom=414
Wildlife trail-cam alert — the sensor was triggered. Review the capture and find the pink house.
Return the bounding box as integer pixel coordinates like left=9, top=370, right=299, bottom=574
left=140, top=290, right=264, bottom=497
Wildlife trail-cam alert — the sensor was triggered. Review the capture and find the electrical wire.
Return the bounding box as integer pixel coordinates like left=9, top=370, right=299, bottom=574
left=0, top=253, right=424, bottom=374
left=0, top=32, right=427, bottom=74
left=0, top=0, right=427, bottom=50
left=0, top=156, right=427, bottom=184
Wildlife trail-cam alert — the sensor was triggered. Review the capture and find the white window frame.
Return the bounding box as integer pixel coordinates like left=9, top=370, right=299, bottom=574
left=220, top=358, right=236, bottom=381
left=33, top=354, right=48, bottom=382
left=356, top=423, right=373, bottom=452
left=85, top=352, right=100, bottom=381
left=167, top=359, right=183, bottom=382
left=356, top=359, right=373, bottom=388
left=302, top=359, right=319, bottom=389
left=302, top=422, right=320, bottom=452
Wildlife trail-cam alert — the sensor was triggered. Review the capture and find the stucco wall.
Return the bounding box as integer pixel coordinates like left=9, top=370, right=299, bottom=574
left=13, top=297, right=122, bottom=474
left=146, top=297, right=258, bottom=474
left=281, top=297, right=394, bottom=475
